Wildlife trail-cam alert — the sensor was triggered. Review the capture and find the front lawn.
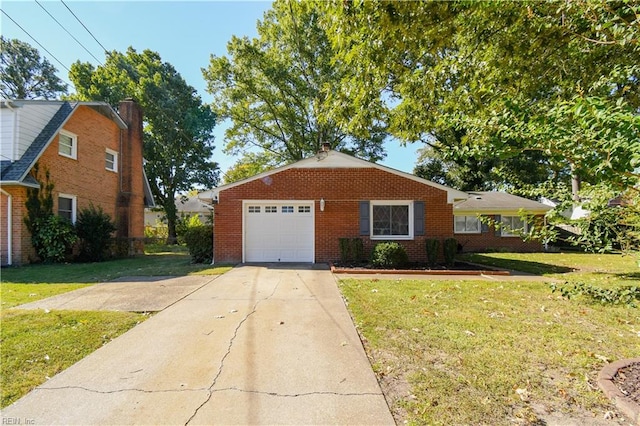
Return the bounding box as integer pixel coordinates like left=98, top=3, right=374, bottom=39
left=339, top=252, right=639, bottom=425
left=0, top=249, right=233, bottom=408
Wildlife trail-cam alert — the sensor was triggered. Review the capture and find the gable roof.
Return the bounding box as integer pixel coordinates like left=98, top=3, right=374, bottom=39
left=200, top=150, right=469, bottom=204
left=0, top=100, right=127, bottom=186
left=454, top=191, right=552, bottom=215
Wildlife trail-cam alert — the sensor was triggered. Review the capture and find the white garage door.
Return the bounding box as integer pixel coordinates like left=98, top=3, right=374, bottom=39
left=244, top=201, right=314, bottom=263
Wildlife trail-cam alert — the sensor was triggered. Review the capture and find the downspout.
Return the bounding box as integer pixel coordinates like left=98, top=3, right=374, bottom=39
left=1, top=188, right=12, bottom=266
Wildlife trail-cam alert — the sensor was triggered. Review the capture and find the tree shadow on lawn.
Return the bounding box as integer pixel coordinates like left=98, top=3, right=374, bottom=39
left=466, top=254, right=575, bottom=275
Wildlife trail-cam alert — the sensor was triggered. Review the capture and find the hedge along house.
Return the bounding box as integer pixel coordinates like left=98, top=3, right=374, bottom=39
left=200, top=146, right=471, bottom=264
left=453, top=191, right=552, bottom=253
left=0, top=99, right=154, bottom=265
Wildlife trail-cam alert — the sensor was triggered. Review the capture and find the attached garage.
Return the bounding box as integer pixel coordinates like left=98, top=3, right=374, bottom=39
left=243, top=201, right=314, bottom=263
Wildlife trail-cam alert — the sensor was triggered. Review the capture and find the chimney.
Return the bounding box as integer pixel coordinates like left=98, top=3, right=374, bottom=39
left=320, top=142, right=331, bottom=152
left=117, top=99, right=144, bottom=242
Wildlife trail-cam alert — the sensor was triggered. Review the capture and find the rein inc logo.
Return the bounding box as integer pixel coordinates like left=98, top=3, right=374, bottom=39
left=2, top=419, right=35, bottom=425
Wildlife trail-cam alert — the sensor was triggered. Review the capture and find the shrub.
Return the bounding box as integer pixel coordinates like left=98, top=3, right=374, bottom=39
left=425, top=238, right=440, bottom=266
left=183, top=225, right=213, bottom=263
left=370, top=242, right=408, bottom=268
left=30, top=215, right=77, bottom=263
left=443, top=237, right=458, bottom=267
left=351, top=238, right=364, bottom=262
left=551, top=282, right=640, bottom=307
left=75, top=205, right=117, bottom=262
left=339, top=238, right=351, bottom=263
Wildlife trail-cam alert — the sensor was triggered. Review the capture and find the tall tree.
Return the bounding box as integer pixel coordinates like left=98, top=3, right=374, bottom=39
left=0, top=36, right=68, bottom=99
left=69, top=48, right=218, bottom=243
left=202, top=0, right=387, bottom=171
left=324, top=1, right=640, bottom=196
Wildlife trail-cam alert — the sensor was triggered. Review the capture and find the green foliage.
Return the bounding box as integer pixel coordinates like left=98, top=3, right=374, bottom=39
left=29, top=215, right=77, bottom=263
left=339, top=238, right=351, bottom=263
left=69, top=47, right=219, bottom=244
left=182, top=225, right=213, bottom=264
left=23, top=164, right=54, bottom=235
left=23, top=165, right=76, bottom=263
left=425, top=238, right=440, bottom=267
left=370, top=242, right=408, bottom=268
left=202, top=0, right=387, bottom=170
left=351, top=238, right=364, bottom=263
left=551, top=282, right=640, bottom=307
left=338, top=237, right=365, bottom=264
left=75, top=204, right=117, bottom=262
left=443, top=238, right=457, bottom=267
left=0, top=36, right=67, bottom=99
left=325, top=1, right=640, bottom=236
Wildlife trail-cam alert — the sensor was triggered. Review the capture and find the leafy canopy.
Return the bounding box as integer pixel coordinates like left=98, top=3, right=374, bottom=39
left=203, top=0, right=387, bottom=182
left=69, top=47, right=218, bottom=243
left=0, top=36, right=68, bottom=99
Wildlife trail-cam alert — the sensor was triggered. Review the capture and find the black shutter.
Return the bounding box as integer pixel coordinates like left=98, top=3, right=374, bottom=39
left=481, top=215, right=489, bottom=233
left=494, top=214, right=502, bottom=237
left=414, top=201, right=425, bottom=236
left=359, top=201, right=370, bottom=235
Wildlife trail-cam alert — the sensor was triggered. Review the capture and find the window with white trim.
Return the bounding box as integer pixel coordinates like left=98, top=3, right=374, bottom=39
left=298, top=205, right=311, bottom=213
left=371, top=201, right=413, bottom=239
left=105, top=148, right=118, bottom=172
left=58, top=194, right=77, bottom=223
left=454, top=215, right=481, bottom=234
left=501, top=215, right=527, bottom=237
left=58, top=130, right=77, bottom=159
left=248, top=206, right=260, bottom=213
left=265, top=206, right=277, bottom=213
left=282, top=206, right=294, bottom=213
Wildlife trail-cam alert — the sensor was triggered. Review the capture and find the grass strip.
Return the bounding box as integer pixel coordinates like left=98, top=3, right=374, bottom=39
left=1, top=309, right=148, bottom=408
left=340, top=277, right=639, bottom=425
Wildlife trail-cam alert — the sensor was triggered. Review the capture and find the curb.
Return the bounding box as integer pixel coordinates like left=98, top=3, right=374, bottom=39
left=329, top=263, right=511, bottom=276
left=598, top=358, right=640, bottom=425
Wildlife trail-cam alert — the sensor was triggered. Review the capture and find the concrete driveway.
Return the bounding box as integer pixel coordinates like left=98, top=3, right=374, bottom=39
left=1, top=265, right=394, bottom=425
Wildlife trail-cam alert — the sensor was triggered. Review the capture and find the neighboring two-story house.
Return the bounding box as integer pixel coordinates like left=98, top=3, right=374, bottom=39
left=0, top=99, right=154, bottom=265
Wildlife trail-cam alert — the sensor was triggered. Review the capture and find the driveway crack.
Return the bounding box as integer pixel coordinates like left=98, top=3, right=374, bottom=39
left=213, top=386, right=383, bottom=398
left=184, top=278, right=281, bottom=425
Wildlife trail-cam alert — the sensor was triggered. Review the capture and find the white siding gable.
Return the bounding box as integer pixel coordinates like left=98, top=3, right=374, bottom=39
left=0, top=103, right=60, bottom=161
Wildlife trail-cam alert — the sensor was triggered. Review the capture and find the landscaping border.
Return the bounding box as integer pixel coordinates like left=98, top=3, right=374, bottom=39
left=329, top=262, right=511, bottom=276
left=598, top=358, right=640, bottom=425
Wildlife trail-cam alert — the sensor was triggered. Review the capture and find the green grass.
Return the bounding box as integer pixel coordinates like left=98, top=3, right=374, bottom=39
left=461, top=252, right=639, bottom=286
left=0, top=248, right=233, bottom=408
left=339, top=253, right=640, bottom=425
left=1, top=309, right=148, bottom=408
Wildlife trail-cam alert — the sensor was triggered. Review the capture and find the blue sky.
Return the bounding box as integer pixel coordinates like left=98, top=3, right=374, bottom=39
left=1, top=0, right=418, bottom=175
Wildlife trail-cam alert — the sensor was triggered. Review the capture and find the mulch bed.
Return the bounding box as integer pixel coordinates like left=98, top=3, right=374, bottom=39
left=330, top=261, right=510, bottom=275
left=613, top=362, right=640, bottom=405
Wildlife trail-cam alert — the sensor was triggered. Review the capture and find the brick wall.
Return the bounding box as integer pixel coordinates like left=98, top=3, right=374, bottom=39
left=1, top=187, right=35, bottom=265
left=1, top=102, right=146, bottom=265
left=213, top=167, right=454, bottom=264
left=455, top=216, right=545, bottom=253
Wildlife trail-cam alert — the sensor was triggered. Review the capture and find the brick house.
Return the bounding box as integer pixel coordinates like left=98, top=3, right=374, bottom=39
left=0, top=99, right=154, bottom=265
left=453, top=191, right=552, bottom=253
left=200, top=148, right=550, bottom=264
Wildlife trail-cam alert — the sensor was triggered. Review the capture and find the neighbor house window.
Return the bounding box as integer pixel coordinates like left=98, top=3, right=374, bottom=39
left=58, top=194, right=77, bottom=223
left=501, top=215, right=527, bottom=237
left=105, top=149, right=118, bottom=172
left=454, top=215, right=481, bottom=234
left=371, top=201, right=413, bottom=239
left=58, top=130, right=77, bottom=159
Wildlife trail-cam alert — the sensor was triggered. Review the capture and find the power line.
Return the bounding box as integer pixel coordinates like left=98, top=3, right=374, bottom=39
left=0, top=9, right=71, bottom=74
left=60, top=0, right=109, bottom=55
left=35, top=0, right=103, bottom=65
